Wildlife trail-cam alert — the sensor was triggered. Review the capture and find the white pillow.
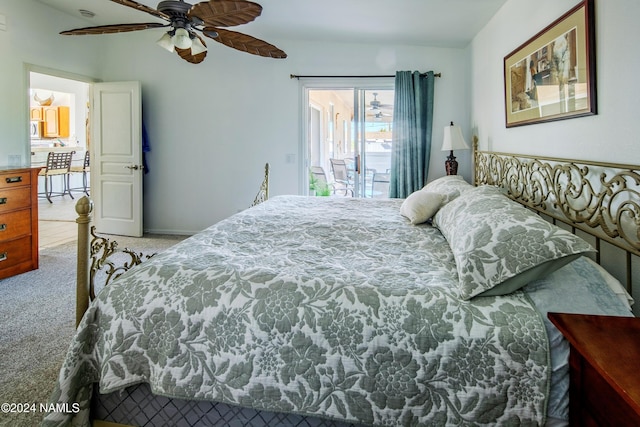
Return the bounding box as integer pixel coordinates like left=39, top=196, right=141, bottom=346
left=422, top=175, right=473, bottom=204
left=583, top=257, right=635, bottom=311
left=400, top=191, right=444, bottom=224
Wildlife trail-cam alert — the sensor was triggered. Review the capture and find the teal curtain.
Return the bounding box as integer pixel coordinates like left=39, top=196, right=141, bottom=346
left=389, top=71, right=435, bottom=198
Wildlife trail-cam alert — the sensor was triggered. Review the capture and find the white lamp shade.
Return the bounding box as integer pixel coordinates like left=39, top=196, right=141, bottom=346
left=156, top=32, right=175, bottom=52
left=190, top=36, right=207, bottom=55
left=441, top=123, right=469, bottom=151
left=173, top=28, right=192, bottom=50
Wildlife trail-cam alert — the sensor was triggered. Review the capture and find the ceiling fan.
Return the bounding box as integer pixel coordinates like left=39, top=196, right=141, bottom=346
left=59, top=0, right=287, bottom=64
left=368, top=110, right=391, bottom=119
left=368, top=93, right=392, bottom=110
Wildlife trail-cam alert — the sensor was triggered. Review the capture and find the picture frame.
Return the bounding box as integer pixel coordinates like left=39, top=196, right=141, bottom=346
left=504, top=0, right=596, bottom=127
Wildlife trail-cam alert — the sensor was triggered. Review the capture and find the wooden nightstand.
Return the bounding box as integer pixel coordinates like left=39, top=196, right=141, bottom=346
left=548, top=312, right=640, bottom=426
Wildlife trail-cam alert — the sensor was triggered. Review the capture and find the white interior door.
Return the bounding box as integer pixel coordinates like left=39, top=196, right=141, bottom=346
left=91, top=81, right=143, bottom=237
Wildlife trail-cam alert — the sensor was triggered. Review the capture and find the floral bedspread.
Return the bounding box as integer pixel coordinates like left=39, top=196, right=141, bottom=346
left=42, top=196, right=549, bottom=426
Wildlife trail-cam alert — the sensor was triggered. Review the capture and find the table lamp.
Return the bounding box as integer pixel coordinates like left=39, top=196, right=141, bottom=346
left=441, top=121, right=469, bottom=175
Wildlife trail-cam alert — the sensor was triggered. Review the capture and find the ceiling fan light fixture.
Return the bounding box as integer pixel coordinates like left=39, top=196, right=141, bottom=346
left=173, top=28, right=192, bottom=50
left=190, top=36, right=207, bottom=55
left=157, top=31, right=175, bottom=52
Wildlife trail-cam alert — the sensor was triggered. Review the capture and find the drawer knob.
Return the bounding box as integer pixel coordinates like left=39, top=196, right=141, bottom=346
left=0, top=252, right=6, bottom=262
left=5, top=176, right=22, bottom=184
left=0, top=198, right=6, bottom=205
left=0, top=224, right=5, bottom=231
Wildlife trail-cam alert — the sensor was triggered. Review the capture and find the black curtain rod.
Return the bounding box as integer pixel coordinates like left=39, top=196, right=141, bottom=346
left=290, top=72, right=441, bottom=79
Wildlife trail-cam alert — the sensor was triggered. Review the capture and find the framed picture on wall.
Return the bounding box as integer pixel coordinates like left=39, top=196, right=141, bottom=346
left=504, top=0, right=596, bottom=127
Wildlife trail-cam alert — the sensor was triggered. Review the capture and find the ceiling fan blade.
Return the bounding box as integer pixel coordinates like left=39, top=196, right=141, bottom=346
left=190, top=0, right=262, bottom=27
left=175, top=36, right=208, bottom=64
left=61, top=22, right=167, bottom=35
left=175, top=47, right=207, bottom=64
left=109, top=0, right=171, bottom=21
left=203, top=27, right=286, bottom=58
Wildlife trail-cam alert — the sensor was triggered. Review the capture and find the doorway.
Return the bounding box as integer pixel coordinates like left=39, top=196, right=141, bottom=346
left=27, top=68, right=92, bottom=248
left=303, top=79, right=394, bottom=198
left=27, top=66, right=144, bottom=240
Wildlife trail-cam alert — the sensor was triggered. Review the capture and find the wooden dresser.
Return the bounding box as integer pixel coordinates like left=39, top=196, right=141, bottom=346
left=0, top=167, right=40, bottom=279
left=548, top=312, right=640, bottom=426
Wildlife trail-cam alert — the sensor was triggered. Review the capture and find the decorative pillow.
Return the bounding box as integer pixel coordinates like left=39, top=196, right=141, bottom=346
left=422, top=175, right=473, bottom=204
left=433, top=185, right=595, bottom=300
left=400, top=191, right=445, bottom=224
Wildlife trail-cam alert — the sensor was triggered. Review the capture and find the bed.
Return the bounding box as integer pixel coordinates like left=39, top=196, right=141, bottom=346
left=41, top=148, right=639, bottom=427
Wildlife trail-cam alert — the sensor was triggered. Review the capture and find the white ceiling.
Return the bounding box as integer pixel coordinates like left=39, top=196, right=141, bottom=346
left=34, top=0, right=508, bottom=48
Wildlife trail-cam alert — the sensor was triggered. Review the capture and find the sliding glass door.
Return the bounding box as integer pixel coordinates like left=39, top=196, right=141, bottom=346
left=354, top=89, right=394, bottom=197
left=303, top=78, right=394, bottom=198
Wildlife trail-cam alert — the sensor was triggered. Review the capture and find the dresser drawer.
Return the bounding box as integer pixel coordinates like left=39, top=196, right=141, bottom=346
left=0, top=236, right=33, bottom=270
left=0, top=170, right=31, bottom=190
left=0, top=168, right=38, bottom=279
left=0, top=209, right=32, bottom=241
left=0, top=187, right=31, bottom=213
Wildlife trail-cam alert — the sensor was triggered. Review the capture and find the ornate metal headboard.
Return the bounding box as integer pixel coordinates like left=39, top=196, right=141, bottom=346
left=251, top=163, right=270, bottom=207
left=473, top=139, right=640, bottom=297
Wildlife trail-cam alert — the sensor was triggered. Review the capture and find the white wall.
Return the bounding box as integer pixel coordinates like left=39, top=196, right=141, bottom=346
left=94, top=31, right=470, bottom=233
left=0, top=1, right=103, bottom=166
left=3, top=2, right=470, bottom=234
left=470, top=0, right=640, bottom=164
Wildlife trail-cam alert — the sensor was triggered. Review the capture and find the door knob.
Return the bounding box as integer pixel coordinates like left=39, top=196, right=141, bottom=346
left=125, top=165, right=144, bottom=170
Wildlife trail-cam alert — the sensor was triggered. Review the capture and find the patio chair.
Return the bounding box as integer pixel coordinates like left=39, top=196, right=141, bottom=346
left=310, top=166, right=333, bottom=196
left=329, top=158, right=354, bottom=196
left=371, top=172, right=391, bottom=198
